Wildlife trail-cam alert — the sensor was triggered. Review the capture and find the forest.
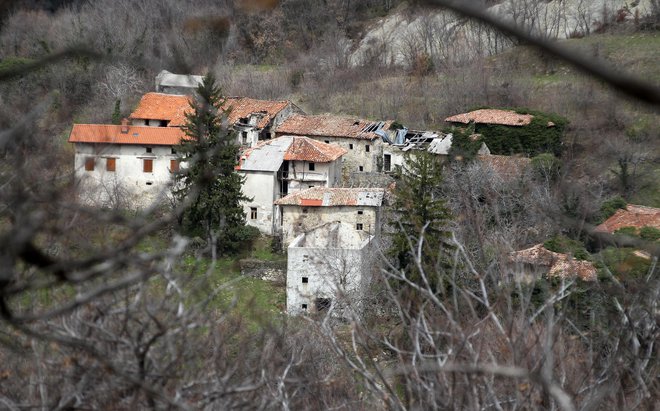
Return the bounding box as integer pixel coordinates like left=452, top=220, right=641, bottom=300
left=0, top=0, right=658, bottom=409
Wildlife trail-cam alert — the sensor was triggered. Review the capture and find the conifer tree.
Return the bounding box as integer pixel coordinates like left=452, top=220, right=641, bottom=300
left=112, top=99, right=121, bottom=125
left=173, top=73, right=252, bottom=255
left=389, top=151, right=453, bottom=295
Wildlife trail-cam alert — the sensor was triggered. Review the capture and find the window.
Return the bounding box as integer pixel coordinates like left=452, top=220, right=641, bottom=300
left=349, top=143, right=354, bottom=150
left=250, top=207, right=257, bottom=219
left=145, top=147, right=152, bottom=153
left=171, top=147, right=177, bottom=154
left=302, top=277, right=308, bottom=284
left=241, top=131, right=248, bottom=144
left=383, top=154, right=392, bottom=172
left=84, top=157, right=95, bottom=171
left=170, top=159, right=179, bottom=173
left=302, top=208, right=308, bottom=214
left=106, top=158, right=116, bottom=172
left=308, top=163, right=315, bottom=171
left=308, top=185, right=315, bottom=189
left=357, top=210, right=364, bottom=215
left=315, top=298, right=331, bottom=312
left=143, top=159, right=153, bottom=173
left=358, top=166, right=364, bottom=172
left=302, top=304, right=308, bottom=310
left=356, top=223, right=363, bottom=230
left=365, top=144, right=370, bottom=152
left=324, top=140, right=330, bottom=144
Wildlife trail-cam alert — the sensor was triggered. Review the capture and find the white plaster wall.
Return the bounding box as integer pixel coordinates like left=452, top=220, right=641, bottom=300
left=74, top=143, right=178, bottom=208
left=305, top=136, right=383, bottom=175
left=281, top=206, right=380, bottom=248
left=240, top=171, right=278, bottom=235
left=287, top=238, right=374, bottom=316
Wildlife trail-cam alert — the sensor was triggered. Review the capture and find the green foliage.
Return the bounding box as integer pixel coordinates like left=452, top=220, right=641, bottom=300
left=599, top=196, right=627, bottom=222
left=111, top=99, right=121, bottom=125
left=531, top=153, right=561, bottom=180
left=639, top=226, right=660, bottom=241
left=614, top=226, right=638, bottom=237
left=598, top=247, right=652, bottom=280
left=388, top=151, right=453, bottom=295
left=543, top=235, right=590, bottom=260
left=173, top=73, right=251, bottom=256
left=472, top=108, right=567, bottom=157
left=446, top=125, right=482, bottom=161
left=0, top=57, right=34, bottom=76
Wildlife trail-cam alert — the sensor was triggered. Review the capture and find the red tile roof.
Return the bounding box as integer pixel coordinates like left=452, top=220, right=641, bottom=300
left=594, top=204, right=660, bottom=233
left=275, top=187, right=384, bottom=207
left=478, top=154, right=531, bottom=178
left=222, top=97, right=290, bottom=129
left=445, top=109, right=534, bottom=126
left=509, top=244, right=597, bottom=282
left=129, top=93, right=191, bottom=127
left=275, top=114, right=390, bottom=140
left=68, top=124, right=187, bottom=146
left=283, top=137, right=347, bottom=162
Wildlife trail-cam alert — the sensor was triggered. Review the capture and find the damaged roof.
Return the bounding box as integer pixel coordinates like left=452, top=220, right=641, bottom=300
left=594, top=204, right=660, bottom=233
left=68, top=124, right=186, bottom=146
left=445, top=109, right=534, bottom=127
left=236, top=136, right=347, bottom=172
left=275, top=187, right=385, bottom=207
left=275, top=114, right=390, bottom=140
left=509, top=244, right=598, bottom=282
left=130, top=92, right=191, bottom=126
left=155, top=70, right=203, bottom=89
left=223, top=97, right=291, bottom=129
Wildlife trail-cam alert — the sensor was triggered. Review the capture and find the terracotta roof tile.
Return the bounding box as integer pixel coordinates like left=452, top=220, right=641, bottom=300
left=68, top=124, right=187, bottom=146
left=446, top=109, right=534, bottom=126
left=479, top=154, right=531, bottom=178
left=275, top=187, right=384, bottom=207
left=283, top=137, right=348, bottom=162
left=594, top=204, right=660, bottom=233
left=129, top=93, right=191, bottom=127
left=509, top=244, right=597, bottom=282
left=275, top=114, right=390, bottom=140
left=222, top=97, right=290, bottom=129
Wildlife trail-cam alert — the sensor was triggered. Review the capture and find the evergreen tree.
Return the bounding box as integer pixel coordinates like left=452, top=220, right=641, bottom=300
left=112, top=99, right=121, bottom=125
left=173, top=73, right=252, bottom=255
left=389, top=151, right=453, bottom=295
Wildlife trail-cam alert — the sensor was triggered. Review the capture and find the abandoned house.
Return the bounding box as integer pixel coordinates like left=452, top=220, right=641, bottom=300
left=235, top=136, right=348, bottom=235
left=130, top=92, right=191, bottom=128
left=274, top=187, right=385, bottom=249
left=154, top=70, right=203, bottom=94
left=508, top=244, right=598, bottom=282
left=286, top=221, right=375, bottom=316
left=274, top=114, right=395, bottom=175
left=594, top=204, right=660, bottom=235
left=68, top=119, right=186, bottom=208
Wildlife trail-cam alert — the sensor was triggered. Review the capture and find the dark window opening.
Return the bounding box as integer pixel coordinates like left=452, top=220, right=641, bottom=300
left=159, top=120, right=168, bottom=127
left=241, top=131, right=248, bottom=144
left=365, top=145, right=370, bottom=152
left=349, top=144, right=354, bottom=150
left=308, top=162, right=315, bottom=171
left=356, top=223, right=363, bottom=230
left=358, top=166, right=364, bottom=172
left=146, top=147, right=152, bottom=153
left=146, top=181, right=153, bottom=186
left=324, top=140, right=330, bottom=144
left=302, top=208, right=308, bottom=214
left=250, top=207, right=257, bottom=219
left=357, top=210, right=363, bottom=215
left=302, top=277, right=308, bottom=284
left=302, top=304, right=308, bottom=310
left=315, top=298, right=331, bottom=312
left=384, top=154, right=392, bottom=172
left=171, top=147, right=177, bottom=154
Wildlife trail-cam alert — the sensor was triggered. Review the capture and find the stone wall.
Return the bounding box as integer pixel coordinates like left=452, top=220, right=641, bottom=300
left=239, top=258, right=286, bottom=284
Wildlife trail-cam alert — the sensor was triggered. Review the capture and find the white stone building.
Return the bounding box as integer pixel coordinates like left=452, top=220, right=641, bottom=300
left=286, top=222, right=375, bottom=316
left=274, top=114, right=395, bottom=176
left=236, top=136, right=347, bottom=235
left=274, top=187, right=385, bottom=248
left=155, top=70, right=203, bottom=95
left=68, top=120, right=184, bottom=208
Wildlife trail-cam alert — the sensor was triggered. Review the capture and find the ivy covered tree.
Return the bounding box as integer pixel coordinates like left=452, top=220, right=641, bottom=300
left=388, top=151, right=454, bottom=296
left=173, top=73, right=254, bottom=255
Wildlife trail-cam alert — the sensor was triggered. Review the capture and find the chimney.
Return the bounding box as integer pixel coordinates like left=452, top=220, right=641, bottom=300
left=121, top=118, right=130, bottom=134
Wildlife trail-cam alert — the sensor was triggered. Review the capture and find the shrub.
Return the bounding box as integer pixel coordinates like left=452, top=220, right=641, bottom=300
left=543, top=235, right=590, bottom=260
left=599, top=196, right=627, bottom=222
left=446, top=125, right=483, bottom=161
left=614, top=226, right=638, bottom=237
left=531, top=153, right=561, bottom=180
left=639, top=226, right=660, bottom=241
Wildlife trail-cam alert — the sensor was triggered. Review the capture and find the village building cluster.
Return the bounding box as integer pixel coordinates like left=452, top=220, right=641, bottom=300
left=68, top=71, right=659, bottom=316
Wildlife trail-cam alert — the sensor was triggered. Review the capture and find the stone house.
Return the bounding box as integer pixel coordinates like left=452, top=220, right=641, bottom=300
left=154, top=70, right=203, bottom=95
left=594, top=204, right=660, bottom=235
left=236, top=136, right=347, bottom=235
left=68, top=120, right=185, bottom=208
left=274, top=187, right=385, bottom=248
left=286, top=222, right=375, bottom=316
left=508, top=244, right=598, bottom=282
left=274, top=114, right=394, bottom=176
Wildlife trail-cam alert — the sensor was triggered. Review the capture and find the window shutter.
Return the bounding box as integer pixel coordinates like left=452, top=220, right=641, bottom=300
left=143, top=159, right=153, bottom=173
left=170, top=159, right=179, bottom=173
left=85, top=157, right=95, bottom=171
left=106, top=158, right=116, bottom=172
